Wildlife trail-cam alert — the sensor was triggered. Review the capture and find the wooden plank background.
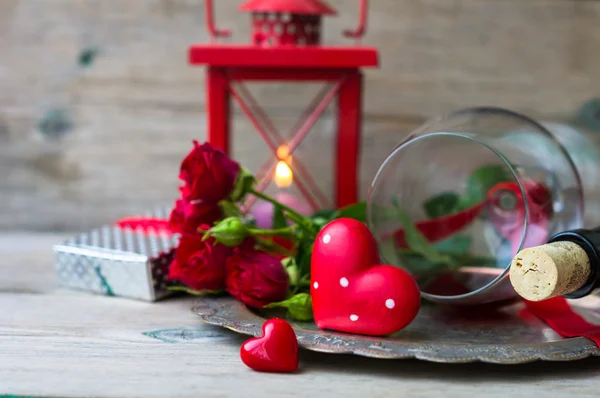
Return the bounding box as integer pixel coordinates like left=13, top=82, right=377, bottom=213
left=1, top=0, right=599, bottom=231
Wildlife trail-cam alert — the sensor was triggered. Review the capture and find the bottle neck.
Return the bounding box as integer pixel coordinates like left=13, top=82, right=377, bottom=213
left=548, top=228, right=600, bottom=298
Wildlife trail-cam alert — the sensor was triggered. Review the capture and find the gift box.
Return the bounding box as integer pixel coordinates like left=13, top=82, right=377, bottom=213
left=53, top=209, right=179, bottom=301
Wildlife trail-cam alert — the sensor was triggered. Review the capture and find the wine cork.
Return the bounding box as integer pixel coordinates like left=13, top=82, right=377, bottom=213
left=509, top=241, right=591, bottom=301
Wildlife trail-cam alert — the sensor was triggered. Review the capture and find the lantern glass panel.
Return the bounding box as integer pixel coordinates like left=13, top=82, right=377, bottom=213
left=229, top=82, right=336, bottom=214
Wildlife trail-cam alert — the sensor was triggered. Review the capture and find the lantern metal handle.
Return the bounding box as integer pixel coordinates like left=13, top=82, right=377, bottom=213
left=343, top=0, right=368, bottom=39
left=204, top=0, right=231, bottom=40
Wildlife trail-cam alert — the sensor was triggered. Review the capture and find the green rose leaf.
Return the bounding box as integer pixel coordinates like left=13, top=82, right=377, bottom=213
left=460, top=164, right=512, bottom=208
left=272, top=204, right=287, bottom=229
left=229, top=167, right=257, bottom=203
left=398, top=253, right=448, bottom=273
left=294, top=241, right=313, bottom=277
left=282, top=257, right=300, bottom=286
left=264, top=293, right=313, bottom=321
left=423, top=192, right=460, bottom=218
left=397, top=234, right=495, bottom=272
left=310, top=209, right=338, bottom=220
left=219, top=200, right=242, bottom=219
left=451, top=253, right=497, bottom=267
left=310, top=209, right=337, bottom=230
left=433, top=235, right=472, bottom=256
left=392, top=198, right=455, bottom=267
left=335, top=201, right=367, bottom=223
left=311, top=216, right=330, bottom=230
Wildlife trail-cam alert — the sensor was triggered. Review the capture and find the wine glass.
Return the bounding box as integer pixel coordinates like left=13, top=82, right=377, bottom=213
left=367, top=107, right=584, bottom=305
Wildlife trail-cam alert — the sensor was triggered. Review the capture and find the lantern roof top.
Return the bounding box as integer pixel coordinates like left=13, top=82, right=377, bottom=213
left=239, top=0, right=337, bottom=16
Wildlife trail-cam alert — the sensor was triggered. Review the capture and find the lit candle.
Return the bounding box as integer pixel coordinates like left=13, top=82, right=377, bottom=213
left=252, top=147, right=312, bottom=229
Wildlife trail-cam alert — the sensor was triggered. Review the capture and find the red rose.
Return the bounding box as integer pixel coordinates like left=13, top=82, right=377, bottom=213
left=179, top=141, right=240, bottom=203
left=168, top=231, right=231, bottom=291
left=168, top=199, right=222, bottom=234
left=225, top=247, right=289, bottom=308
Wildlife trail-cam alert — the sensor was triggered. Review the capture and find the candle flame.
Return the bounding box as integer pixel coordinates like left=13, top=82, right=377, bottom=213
left=274, top=145, right=293, bottom=188
left=275, top=160, right=293, bottom=188
left=276, top=145, right=290, bottom=161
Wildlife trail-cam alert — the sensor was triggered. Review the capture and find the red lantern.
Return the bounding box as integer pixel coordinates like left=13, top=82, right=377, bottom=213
left=190, top=0, right=378, bottom=210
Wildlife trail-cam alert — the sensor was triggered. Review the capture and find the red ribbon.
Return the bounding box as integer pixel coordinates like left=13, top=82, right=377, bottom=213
left=392, top=203, right=485, bottom=247
left=391, top=180, right=552, bottom=249
left=524, top=297, right=600, bottom=346
left=113, top=217, right=172, bottom=235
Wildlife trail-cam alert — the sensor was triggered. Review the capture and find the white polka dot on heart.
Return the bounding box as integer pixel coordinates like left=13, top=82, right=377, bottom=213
left=322, top=234, right=331, bottom=244
left=349, top=314, right=359, bottom=321
left=339, top=277, right=349, bottom=287
left=313, top=281, right=319, bottom=289
left=385, top=298, right=395, bottom=309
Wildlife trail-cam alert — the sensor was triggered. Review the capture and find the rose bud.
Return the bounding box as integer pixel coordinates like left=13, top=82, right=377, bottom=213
left=204, top=217, right=249, bottom=247
left=168, top=199, right=222, bottom=235
left=225, top=248, right=289, bottom=308
left=179, top=141, right=240, bottom=204
left=168, top=231, right=231, bottom=291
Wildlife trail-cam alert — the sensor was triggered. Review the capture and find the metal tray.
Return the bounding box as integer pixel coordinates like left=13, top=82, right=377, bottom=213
left=192, top=295, right=600, bottom=364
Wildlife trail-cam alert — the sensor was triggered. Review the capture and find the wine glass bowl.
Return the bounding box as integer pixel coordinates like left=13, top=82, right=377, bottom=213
left=367, top=107, right=584, bottom=305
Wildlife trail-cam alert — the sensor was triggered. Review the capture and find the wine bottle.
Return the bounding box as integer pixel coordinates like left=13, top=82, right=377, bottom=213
left=509, top=228, right=600, bottom=301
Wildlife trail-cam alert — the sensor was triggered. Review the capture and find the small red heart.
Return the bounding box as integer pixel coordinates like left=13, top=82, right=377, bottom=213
left=240, top=318, right=298, bottom=373
left=311, top=218, right=421, bottom=336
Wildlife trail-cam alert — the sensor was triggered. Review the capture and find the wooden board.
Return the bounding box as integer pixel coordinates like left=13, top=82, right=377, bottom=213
left=2, top=0, right=597, bottom=118
left=1, top=0, right=599, bottom=231
left=2, top=232, right=600, bottom=398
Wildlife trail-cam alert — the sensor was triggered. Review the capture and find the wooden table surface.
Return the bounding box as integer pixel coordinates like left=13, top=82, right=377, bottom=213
left=1, top=232, right=600, bottom=398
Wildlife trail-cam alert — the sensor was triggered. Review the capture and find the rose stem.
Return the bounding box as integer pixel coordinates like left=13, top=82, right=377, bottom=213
left=249, top=188, right=316, bottom=236
left=247, top=226, right=297, bottom=237
left=254, top=236, right=295, bottom=257
left=249, top=188, right=308, bottom=224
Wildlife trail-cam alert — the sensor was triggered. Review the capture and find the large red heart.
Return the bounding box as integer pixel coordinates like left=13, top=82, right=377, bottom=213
left=240, top=318, right=298, bottom=373
left=311, top=218, right=421, bottom=336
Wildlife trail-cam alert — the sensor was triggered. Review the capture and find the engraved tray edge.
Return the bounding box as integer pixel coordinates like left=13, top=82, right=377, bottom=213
left=191, top=297, right=600, bottom=364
